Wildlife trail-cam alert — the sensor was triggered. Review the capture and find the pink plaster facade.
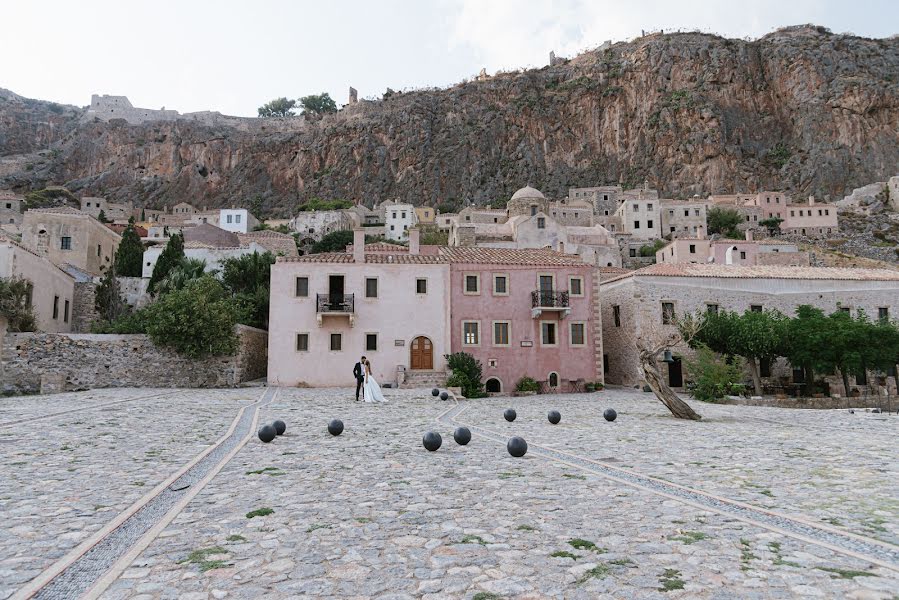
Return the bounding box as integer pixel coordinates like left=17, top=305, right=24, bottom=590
left=267, top=234, right=451, bottom=387
left=782, top=197, right=838, bottom=236
left=447, top=258, right=598, bottom=393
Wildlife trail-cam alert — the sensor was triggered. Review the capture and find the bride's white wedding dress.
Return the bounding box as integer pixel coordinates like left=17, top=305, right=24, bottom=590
left=363, top=369, right=387, bottom=403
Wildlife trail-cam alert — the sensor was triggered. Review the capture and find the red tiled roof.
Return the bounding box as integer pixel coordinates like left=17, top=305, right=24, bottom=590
left=237, top=231, right=298, bottom=257
left=438, top=246, right=588, bottom=266
left=602, top=262, right=899, bottom=283
left=278, top=252, right=446, bottom=264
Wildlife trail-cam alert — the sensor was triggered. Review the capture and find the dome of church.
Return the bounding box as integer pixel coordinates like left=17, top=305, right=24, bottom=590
left=510, top=185, right=545, bottom=201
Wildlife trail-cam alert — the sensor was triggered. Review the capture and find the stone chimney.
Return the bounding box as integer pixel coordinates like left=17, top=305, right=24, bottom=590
left=808, top=195, right=816, bottom=205
left=745, top=229, right=754, bottom=242
left=353, top=228, right=365, bottom=263
left=409, top=228, right=420, bottom=255
left=348, top=87, right=358, bottom=104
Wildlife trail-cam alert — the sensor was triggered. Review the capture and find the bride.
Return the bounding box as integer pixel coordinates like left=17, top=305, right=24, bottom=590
left=362, top=359, right=387, bottom=403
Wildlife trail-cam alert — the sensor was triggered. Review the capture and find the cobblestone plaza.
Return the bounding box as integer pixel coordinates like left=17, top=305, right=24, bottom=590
left=1, top=387, right=897, bottom=599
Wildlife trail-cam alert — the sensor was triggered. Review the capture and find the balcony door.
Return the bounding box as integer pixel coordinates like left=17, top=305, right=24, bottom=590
left=410, top=336, right=433, bottom=370
left=538, top=275, right=554, bottom=307
left=328, top=275, right=345, bottom=309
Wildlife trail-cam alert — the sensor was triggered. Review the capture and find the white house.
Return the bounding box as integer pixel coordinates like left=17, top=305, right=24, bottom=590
left=141, top=241, right=266, bottom=278
left=218, top=209, right=259, bottom=234
left=383, top=202, right=417, bottom=241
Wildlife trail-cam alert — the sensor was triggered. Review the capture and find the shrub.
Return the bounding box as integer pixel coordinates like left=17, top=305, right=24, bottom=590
left=685, top=345, right=746, bottom=402
left=707, top=207, right=742, bottom=239
left=142, top=276, right=238, bottom=358
left=148, top=233, right=185, bottom=295
left=515, top=377, right=539, bottom=392
left=114, top=218, right=145, bottom=277
left=90, top=309, right=149, bottom=334
left=639, top=239, right=666, bottom=257
left=0, top=277, right=37, bottom=332
left=445, top=352, right=485, bottom=398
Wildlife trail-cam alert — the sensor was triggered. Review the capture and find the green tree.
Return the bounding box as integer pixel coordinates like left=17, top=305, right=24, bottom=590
left=783, top=305, right=829, bottom=390
left=299, top=93, right=337, bottom=116
left=310, top=230, right=354, bottom=254
left=143, top=276, right=238, bottom=358
left=258, top=97, right=297, bottom=118
left=221, top=251, right=275, bottom=329
left=114, top=217, right=145, bottom=277
left=420, top=229, right=448, bottom=245
left=707, top=206, right=742, bottom=238
left=818, top=309, right=870, bottom=396
left=869, top=319, right=899, bottom=394
left=0, top=277, right=37, bottom=332
left=97, top=209, right=109, bottom=224
left=148, top=233, right=185, bottom=295
left=297, top=198, right=353, bottom=211
left=140, top=208, right=146, bottom=221
left=685, top=344, right=746, bottom=402
left=445, top=352, right=485, bottom=398
left=155, top=257, right=209, bottom=296
left=94, top=262, right=129, bottom=323
left=730, top=309, right=789, bottom=395
left=759, top=217, right=783, bottom=236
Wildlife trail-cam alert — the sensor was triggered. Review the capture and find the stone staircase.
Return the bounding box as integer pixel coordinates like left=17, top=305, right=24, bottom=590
left=399, top=369, right=448, bottom=389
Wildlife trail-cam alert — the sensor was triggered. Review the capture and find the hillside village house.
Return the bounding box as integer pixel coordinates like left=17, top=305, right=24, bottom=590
left=600, top=263, right=899, bottom=395
left=79, top=197, right=134, bottom=222
left=0, top=191, right=24, bottom=235
left=782, top=196, right=838, bottom=237
left=268, top=229, right=451, bottom=387
left=141, top=223, right=265, bottom=277
left=414, top=206, right=436, bottom=224
left=443, top=246, right=599, bottom=394
left=0, top=234, right=76, bottom=332
left=656, top=231, right=809, bottom=266
left=219, top=208, right=260, bottom=234
left=384, top=201, right=418, bottom=241
left=21, top=207, right=121, bottom=276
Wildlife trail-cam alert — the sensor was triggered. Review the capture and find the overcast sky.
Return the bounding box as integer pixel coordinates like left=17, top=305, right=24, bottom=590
left=2, top=0, right=896, bottom=117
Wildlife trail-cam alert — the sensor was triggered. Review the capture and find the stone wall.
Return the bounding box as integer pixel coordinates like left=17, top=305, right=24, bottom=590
left=118, top=276, right=151, bottom=309
left=0, top=325, right=267, bottom=393
left=71, top=281, right=98, bottom=333
left=719, top=394, right=898, bottom=411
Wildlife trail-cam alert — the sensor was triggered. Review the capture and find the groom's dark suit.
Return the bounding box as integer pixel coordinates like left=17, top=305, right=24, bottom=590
left=353, top=361, right=365, bottom=401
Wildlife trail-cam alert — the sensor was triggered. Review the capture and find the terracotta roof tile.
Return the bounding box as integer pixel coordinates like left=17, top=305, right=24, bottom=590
left=26, top=206, right=84, bottom=215
left=277, top=252, right=446, bottom=264
left=439, top=246, right=588, bottom=266
left=602, top=262, right=899, bottom=283
left=237, top=231, right=298, bottom=257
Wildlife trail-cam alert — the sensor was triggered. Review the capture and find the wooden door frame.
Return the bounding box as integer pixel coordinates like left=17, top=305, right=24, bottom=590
left=410, top=335, right=433, bottom=370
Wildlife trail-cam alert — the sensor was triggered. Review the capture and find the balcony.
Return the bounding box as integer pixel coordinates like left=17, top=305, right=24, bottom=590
left=531, top=290, right=571, bottom=319
left=316, top=293, right=355, bottom=327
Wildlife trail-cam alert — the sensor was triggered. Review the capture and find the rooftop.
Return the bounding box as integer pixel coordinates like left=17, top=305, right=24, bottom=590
left=183, top=223, right=240, bottom=248
left=602, top=263, right=899, bottom=284
left=277, top=246, right=588, bottom=267
left=510, top=185, right=545, bottom=201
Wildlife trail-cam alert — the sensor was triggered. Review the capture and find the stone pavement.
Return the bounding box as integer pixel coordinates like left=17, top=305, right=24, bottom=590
left=1, top=387, right=897, bottom=599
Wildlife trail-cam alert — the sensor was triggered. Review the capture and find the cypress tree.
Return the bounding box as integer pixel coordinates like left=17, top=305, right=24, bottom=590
left=97, top=209, right=109, bottom=223
left=148, top=232, right=185, bottom=295
left=114, top=217, right=144, bottom=277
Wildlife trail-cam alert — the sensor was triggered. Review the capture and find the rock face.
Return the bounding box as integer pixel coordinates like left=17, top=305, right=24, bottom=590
left=2, top=25, right=898, bottom=217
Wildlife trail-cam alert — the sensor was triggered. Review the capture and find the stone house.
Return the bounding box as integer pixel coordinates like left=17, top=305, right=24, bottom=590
left=600, top=263, right=899, bottom=395
left=549, top=198, right=594, bottom=227
left=436, top=213, right=457, bottom=230
left=656, top=232, right=807, bottom=266
left=568, top=185, right=623, bottom=217
left=444, top=246, right=600, bottom=394
left=21, top=207, right=121, bottom=276
left=615, top=196, right=660, bottom=240
left=289, top=209, right=357, bottom=248
left=79, top=197, right=134, bottom=222
left=660, top=199, right=708, bottom=238
left=414, top=206, right=436, bottom=224
left=267, top=229, right=451, bottom=387
left=0, top=234, right=76, bottom=332
left=0, top=191, right=24, bottom=235
left=236, top=230, right=298, bottom=257
left=782, top=197, right=838, bottom=237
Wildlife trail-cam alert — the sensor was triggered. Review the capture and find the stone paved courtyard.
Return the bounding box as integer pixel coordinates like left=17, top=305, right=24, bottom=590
left=1, top=387, right=897, bottom=599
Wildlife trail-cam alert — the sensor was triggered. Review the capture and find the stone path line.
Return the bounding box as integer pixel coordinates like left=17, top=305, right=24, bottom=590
left=0, top=390, right=181, bottom=428
left=438, top=402, right=899, bottom=572
left=13, top=387, right=278, bottom=600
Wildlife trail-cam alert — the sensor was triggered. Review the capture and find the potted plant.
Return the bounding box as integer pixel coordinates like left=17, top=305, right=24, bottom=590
left=514, top=376, right=539, bottom=396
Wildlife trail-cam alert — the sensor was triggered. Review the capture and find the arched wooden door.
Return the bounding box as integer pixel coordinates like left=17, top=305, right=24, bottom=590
left=410, top=336, right=433, bottom=370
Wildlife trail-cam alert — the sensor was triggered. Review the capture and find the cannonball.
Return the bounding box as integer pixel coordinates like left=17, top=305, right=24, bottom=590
left=431, top=388, right=440, bottom=397
left=258, top=424, right=276, bottom=443
left=422, top=431, right=442, bottom=452
left=328, top=419, right=344, bottom=436
left=453, top=427, right=471, bottom=445
left=507, top=436, right=528, bottom=457
left=547, top=410, right=561, bottom=425
left=603, top=408, right=617, bottom=422
left=273, top=420, right=286, bottom=436
left=440, top=391, right=449, bottom=401
left=504, top=408, right=517, bottom=422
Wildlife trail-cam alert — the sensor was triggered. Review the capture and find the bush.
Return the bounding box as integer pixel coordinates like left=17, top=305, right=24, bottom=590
left=0, top=277, right=37, bottom=332
left=445, top=352, right=485, bottom=398
left=685, top=345, right=746, bottom=402
left=90, top=310, right=149, bottom=334
left=142, top=276, right=239, bottom=358
left=707, top=207, right=742, bottom=239
left=297, top=198, right=353, bottom=212
left=515, top=377, right=539, bottom=392
left=639, top=240, right=666, bottom=257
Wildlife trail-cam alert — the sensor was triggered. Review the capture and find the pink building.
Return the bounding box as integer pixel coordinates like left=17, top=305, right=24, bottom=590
left=657, top=231, right=808, bottom=266
left=782, top=196, right=838, bottom=237
left=443, top=247, right=599, bottom=394
left=267, top=229, right=451, bottom=387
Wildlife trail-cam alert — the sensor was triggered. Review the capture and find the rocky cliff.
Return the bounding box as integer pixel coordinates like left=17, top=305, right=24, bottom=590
left=1, top=25, right=897, bottom=217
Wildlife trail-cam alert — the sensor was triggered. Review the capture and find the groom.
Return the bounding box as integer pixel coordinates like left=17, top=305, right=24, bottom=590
left=353, top=356, right=366, bottom=401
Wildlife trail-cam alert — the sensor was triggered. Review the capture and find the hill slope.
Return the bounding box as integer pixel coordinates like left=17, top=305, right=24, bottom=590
left=1, top=25, right=897, bottom=217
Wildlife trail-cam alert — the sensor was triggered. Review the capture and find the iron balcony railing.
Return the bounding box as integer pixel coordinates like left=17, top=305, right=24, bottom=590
left=531, top=290, right=570, bottom=309
left=316, top=293, right=355, bottom=313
